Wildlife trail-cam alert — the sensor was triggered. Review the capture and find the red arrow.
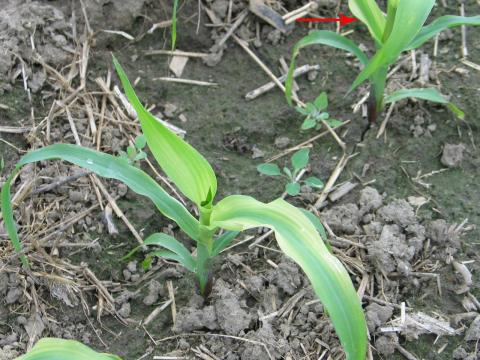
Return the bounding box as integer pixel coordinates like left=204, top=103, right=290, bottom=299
left=295, top=13, right=357, bottom=27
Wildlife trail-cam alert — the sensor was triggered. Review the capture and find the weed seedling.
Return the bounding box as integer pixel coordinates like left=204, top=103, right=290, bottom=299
left=1, top=57, right=367, bottom=360
left=257, top=148, right=324, bottom=196
left=296, top=92, right=343, bottom=131
left=118, top=134, right=147, bottom=166
left=287, top=0, right=480, bottom=123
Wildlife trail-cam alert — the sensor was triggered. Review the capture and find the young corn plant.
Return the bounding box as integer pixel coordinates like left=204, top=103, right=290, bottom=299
left=286, top=0, right=480, bottom=124
left=15, top=338, right=121, bottom=360
left=296, top=92, right=343, bottom=131
left=1, top=57, right=367, bottom=360
left=257, top=148, right=324, bottom=196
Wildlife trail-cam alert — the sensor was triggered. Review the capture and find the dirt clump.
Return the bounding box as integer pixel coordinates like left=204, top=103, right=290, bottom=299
left=441, top=143, right=466, bottom=168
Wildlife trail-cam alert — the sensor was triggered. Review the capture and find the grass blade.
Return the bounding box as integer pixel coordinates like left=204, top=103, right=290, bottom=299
left=4, top=145, right=199, bottom=248
left=407, top=15, right=480, bottom=50
left=1, top=171, right=28, bottom=267
left=171, top=0, right=179, bottom=50
left=350, top=0, right=435, bottom=92
left=211, top=195, right=367, bottom=360
left=113, top=57, right=218, bottom=207
left=286, top=31, right=369, bottom=105
left=385, top=87, right=464, bottom=119
left=144, top=233, right=196, bottom=272
left=16, top=338, right=121, bottom=360
left=348, top=0, right=386, bottom=44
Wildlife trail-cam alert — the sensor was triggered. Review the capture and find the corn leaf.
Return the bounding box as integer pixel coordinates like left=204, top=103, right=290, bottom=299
left=15, top=338, right=121, bottom=360
left=1, top=145, right=199, bottom=256
left=350, top=0, right=435, bottom=92
left=286, top=31, right=368, bottom=105
left=145, top=233, right=195, bottom=272
left=211, top=230, right=239, bottom=256
left=211, top=195, right=367, bottom=360
left=348, top=0, right=386, bottom=44
left=113, top=57, right=217, bottom=207
left=407, top=15, right=480, bottom=50
left=385, top=87, right=464, bottom=119
left=171, top=0, right=179, bottom=50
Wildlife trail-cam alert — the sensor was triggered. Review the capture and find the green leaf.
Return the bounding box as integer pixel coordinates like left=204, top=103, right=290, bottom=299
left=210, top=195, right=367, bottom=360
left=296, top=106, right=310, bottom=115
left=15, top=338, right=121, bottom=360
left=134, top=151, right=147, bottom=161
left=135, top=135, right=147, bottom=149
left=1, top=172, right=28, bottom=267
left=211, top=230, right=240, bottom=256
left=305, top=176, right=324, bottom=188
left=286, top=31, right=368, bottom=105
left=144, top=233, right=195, bottom=272
left=301, top=118, right=317, bottom=130
left=350, top=0, right=435, bottom=93
left=113, top=56, right=217, bottom=207
left=314, top=92, right=328, bottom=110
left=298, top=208, right=328, bottom=242
left=1, top=145, right=199, bottom=253
left=348, top=0, right=386, bottom=44
left=291, top=148, right=309, bottom=171
left=326, top=119, right=343, bottom=128
left=385, top=87, right=464, bottom=120
left=286, top=182, right=301, bottom=196
left=283, top=167, right=293, bottom=179
left=171, top=0, right=179, bottom=50
left=257, top=163, right=281, bottom=176
left=407, top=15, right=480, bottom=50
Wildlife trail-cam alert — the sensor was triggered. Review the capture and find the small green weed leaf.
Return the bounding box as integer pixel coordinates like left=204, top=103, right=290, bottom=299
left=325, top=119, right=343, bottom=128
left=145, top=233, right=195, bottom=272
left=286, top=182, right=301, bottom=196
left=141, top=255, right=153, bottom=271
left=211, top=230, right=240, bottom=256
left=135, top=135, right=147, bottom=149
left=385, top=87, right=464, bottom=120
left=257, top=163, right=281, bottom=176
left=305, top=176, right=324, bottom=188
left=296, top=106, right=309, bottom=115
left=301, top=118, right=317, bottom=130
left=283, top=167, right=292, bottom=179
left=350, top=0, right=435, bottom=92
left=15, top=338, right=121, bottom=360
left=126, top=146, right=135, bottom=158
left=286, top=31, right=368, bottom=105
left=210, top=196, right=367, bottom=360
left=348, top=0, right=386, bottom=44
left=314, top=92, right=328, bottom=110
left=113, top=56, right=217, bottom=207
left=291, top=148, right=309, bottom=171
left=306, top=103, right=316, bottom=113
left=319, top=112, right=330, bottom=120
left=134, top=151, right=147, bottom=161
left=407, top=15, right=480, bottom=50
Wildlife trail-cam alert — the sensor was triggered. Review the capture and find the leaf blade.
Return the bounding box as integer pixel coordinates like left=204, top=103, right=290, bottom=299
left=257, top=163, right=282, bottom=176
left=211, top=195, right=367, bottom=360
left=211, top=230, right=240, bottom=256
left=144, top=233, right=195, bottom=272
left=5, top=144, right=199, bottom=241
left=291, top=148, right=309, bottom=171
left=348, top=0, right=386, bottom=44
left=113, top=56, right=217, bottom=206
left=15, top=338, right=121, bottom=360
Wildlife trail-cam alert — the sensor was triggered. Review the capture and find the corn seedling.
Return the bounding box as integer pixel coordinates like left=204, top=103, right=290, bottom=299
left=296, top=92, right=343, bottom=131
left=1, top=57, right=367, bottom=360
left=15, top=338, right=121, bottom=360
left=286, top=0, right=480, bottom=123
left=257, top=148, right=324, bottom=196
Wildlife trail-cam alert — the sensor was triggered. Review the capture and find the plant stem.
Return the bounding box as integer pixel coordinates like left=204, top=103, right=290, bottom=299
left=196, top=206, right=214, bottom=296
left=368, top=66, right=388, bottom=124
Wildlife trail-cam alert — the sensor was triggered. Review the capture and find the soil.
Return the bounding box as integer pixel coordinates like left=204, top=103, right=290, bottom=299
left=1, top=0, right=480, bottom=359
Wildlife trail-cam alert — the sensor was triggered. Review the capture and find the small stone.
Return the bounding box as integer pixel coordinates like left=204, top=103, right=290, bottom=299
left=6, top=288, right=22, bottom=304
left=441, top=143, right=465, bottom=168
left=307, top=70, right=319, bottom=82
left=465, top=316, right=480, bottom=341
left=117, top=302, right=131, bottom=318
left=163, top=103, right=178, bottom=118
left=274, top=136, right=290, bottom=149
left=69, top=190, right=85, bottom=203
left=251, top=145, right=265, bottom=159
left=123, top=269, right=132, bottom=281
left=427, top=123, right=437, bottom=132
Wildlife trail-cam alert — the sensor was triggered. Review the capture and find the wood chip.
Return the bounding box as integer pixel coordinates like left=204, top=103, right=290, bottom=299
left=169, top=56, right=189, bottom=77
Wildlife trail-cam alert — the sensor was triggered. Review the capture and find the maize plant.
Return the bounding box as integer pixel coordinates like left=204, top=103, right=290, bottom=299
left=15, top=338, right=121, bottom=360
left=287, top=0, right=480, bottom=123
left=1, top=57, right=367, bottom=359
